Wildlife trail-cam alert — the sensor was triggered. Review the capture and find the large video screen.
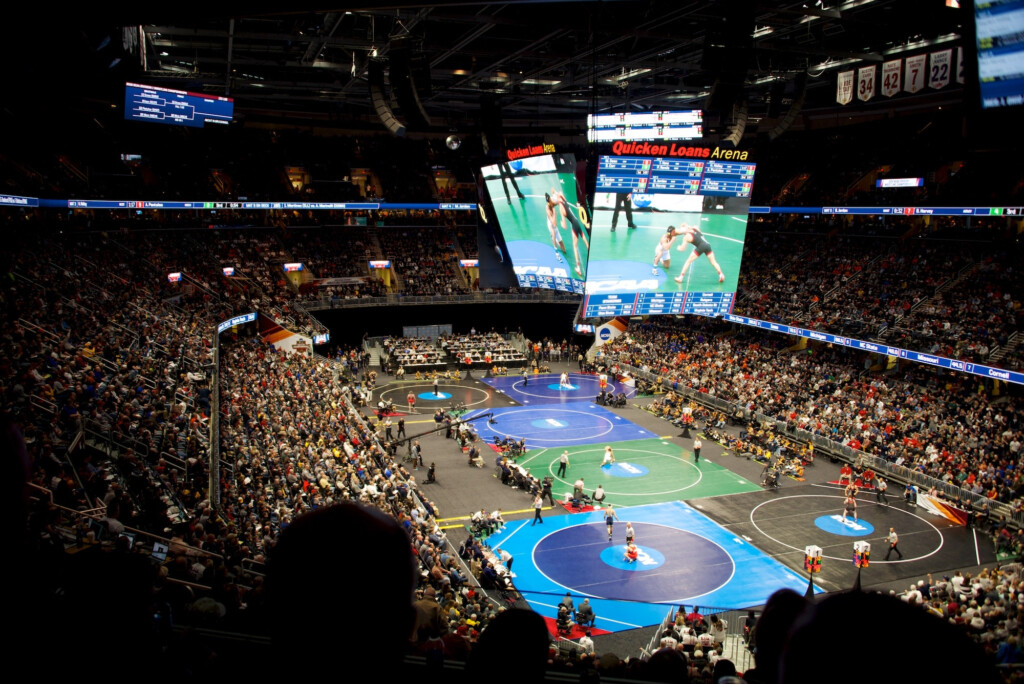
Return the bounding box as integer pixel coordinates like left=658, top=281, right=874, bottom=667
left=479, top=154, right=588, bottom=294
left=583, top=154, right=756, bottom=317
left=976, top=0, right=1024, bottom=110
left=125, top=82, right=234, bottom=127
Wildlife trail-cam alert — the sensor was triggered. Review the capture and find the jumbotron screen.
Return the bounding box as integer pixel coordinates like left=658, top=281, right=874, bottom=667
left=583, top=153, right=756, bottom=317
left=479, top=153, right=588, bottom=293
left=975, top=0, right=1024, bottom=109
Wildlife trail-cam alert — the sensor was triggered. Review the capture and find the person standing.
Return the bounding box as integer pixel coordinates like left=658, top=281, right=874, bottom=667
left=384, top=417, right=394, bottom=441
left=842, top=494, right=858, bottom=524
left=610, top=191, right=636, bottom=232
left=876, top=476, right=889, bottom=505
left=541, top=477, right=555, bottom=506
left=522, top=368, right=529, bottom=387
left=605, top=504, right=619, bottom=540
left=497, top=161, right=525, bottom=205
left=532, top=494, right=544, bottom=526
left=578, top=630, right=595, bottom=656
left=625, top=522, right=635, bottom=545
left=557, top=450, right=570, bottom=477
left=397, top=417, right=406, bottom=440
left=407, top=391, right=416, bottom=412
left=693, top=437, right=702, bottom=463
left=433, top=376, right=439, bottom=396
left=885, top=527, right=903, bottom=560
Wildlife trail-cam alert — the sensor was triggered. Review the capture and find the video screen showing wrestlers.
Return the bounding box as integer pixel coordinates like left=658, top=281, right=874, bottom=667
left=583, top=154, right=756, bottom=318
left=479, top=153, right=590, bottom=294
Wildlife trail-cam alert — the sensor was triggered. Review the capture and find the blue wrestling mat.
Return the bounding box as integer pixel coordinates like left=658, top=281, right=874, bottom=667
left=461, top=401, right=656, bottom=447
left=482, top=372, right=636, bottom=405
left=486, top=501, right=819, bottom=632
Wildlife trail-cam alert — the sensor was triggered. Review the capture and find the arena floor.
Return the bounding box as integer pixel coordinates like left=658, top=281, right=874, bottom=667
left=371, top=362, right=997, bottom=642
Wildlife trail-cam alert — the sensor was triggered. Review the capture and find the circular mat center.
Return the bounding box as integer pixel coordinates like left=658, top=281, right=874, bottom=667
left=417, top=391, right=452, bottom=400
left=603, top=462, right=649, bottom=478
left=599, top=545, right=666, bottom=571
left=546, top=383, right=579, bottom=391
left=531, top=418, right=569, bottom=429
left=813, top=514, right=875, bottom=537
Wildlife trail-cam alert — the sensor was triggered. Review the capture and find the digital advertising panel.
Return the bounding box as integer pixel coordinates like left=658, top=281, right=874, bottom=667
left=479, top=153, right=588, bottom=294
left=584, top=147, right=756, bottom=318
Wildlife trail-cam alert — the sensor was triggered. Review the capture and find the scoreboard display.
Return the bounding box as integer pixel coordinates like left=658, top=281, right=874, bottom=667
left=125, top=82, right=234, bottom=128
left=587, top=110, right=703, bottom=142
left=584, top=153, right=756, bottom=318
left=596, top=156, right=755, bottom=198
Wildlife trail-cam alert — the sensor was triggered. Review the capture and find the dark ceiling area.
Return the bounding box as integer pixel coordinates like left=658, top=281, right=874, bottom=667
left=6, top=1, right=967, bottom=135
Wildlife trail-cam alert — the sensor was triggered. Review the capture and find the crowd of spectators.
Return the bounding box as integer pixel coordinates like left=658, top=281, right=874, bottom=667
left=735, top=217, right=1022, bottom=369
left=890, top=564, right=1024, bottom=668
left=893, top=251, right=1023, bottom=364
left=5, top=232, right=221, bottom=551
left=605, top=317, right=1024, bottom=508
left=386, top=226, right=469, bottom=295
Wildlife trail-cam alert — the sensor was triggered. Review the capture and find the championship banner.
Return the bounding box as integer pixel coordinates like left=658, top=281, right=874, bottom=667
left=905, top=54, right=926, bottom=94
left=881, top=59, right=901, bottom=98
left=837, top=70, right=854, bottom=105
left=956, top=46, right=965, bottom=85
left=929, top=49, right=952, bottom=90
left=857, top=65, right=876, bottom=101
left=917, top=493, right=968, bottom=526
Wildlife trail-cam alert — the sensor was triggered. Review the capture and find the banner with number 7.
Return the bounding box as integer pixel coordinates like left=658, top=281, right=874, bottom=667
left=904, top=54, right=926, bottom=94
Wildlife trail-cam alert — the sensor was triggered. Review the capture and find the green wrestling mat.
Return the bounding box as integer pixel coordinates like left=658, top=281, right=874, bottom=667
left=516, top=437, right=761, bottom=507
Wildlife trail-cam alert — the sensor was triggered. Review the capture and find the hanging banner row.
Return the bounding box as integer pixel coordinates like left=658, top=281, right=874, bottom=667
left=837, top=47, right=964, bottom=105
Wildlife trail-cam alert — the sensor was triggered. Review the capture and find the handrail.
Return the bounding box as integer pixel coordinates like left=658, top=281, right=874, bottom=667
left=159, top=450, right=188, bottom=473
left=83, top=421, right=193, bottom=523
left=26, top=483, right=223, bottom=560
left=241, top=558, right=266, bottom=575
left=30, top=394, right=58, bottom=415
left=74, top=253, right=131, bottom=286
left=16, top=317, right=62, bottom=343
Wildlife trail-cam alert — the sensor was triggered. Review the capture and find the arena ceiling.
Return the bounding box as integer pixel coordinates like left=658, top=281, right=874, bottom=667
left=11, top=1, right=967, bottom=133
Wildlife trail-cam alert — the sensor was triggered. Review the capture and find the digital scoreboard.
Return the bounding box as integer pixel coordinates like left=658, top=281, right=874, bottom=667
left=587, top=110, right=703, bottom=142
left=125, top=82, right=234, bottom=128
left=596, top=156, right=755, bottom=198
left=584, top=152, right=756, bottom=319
